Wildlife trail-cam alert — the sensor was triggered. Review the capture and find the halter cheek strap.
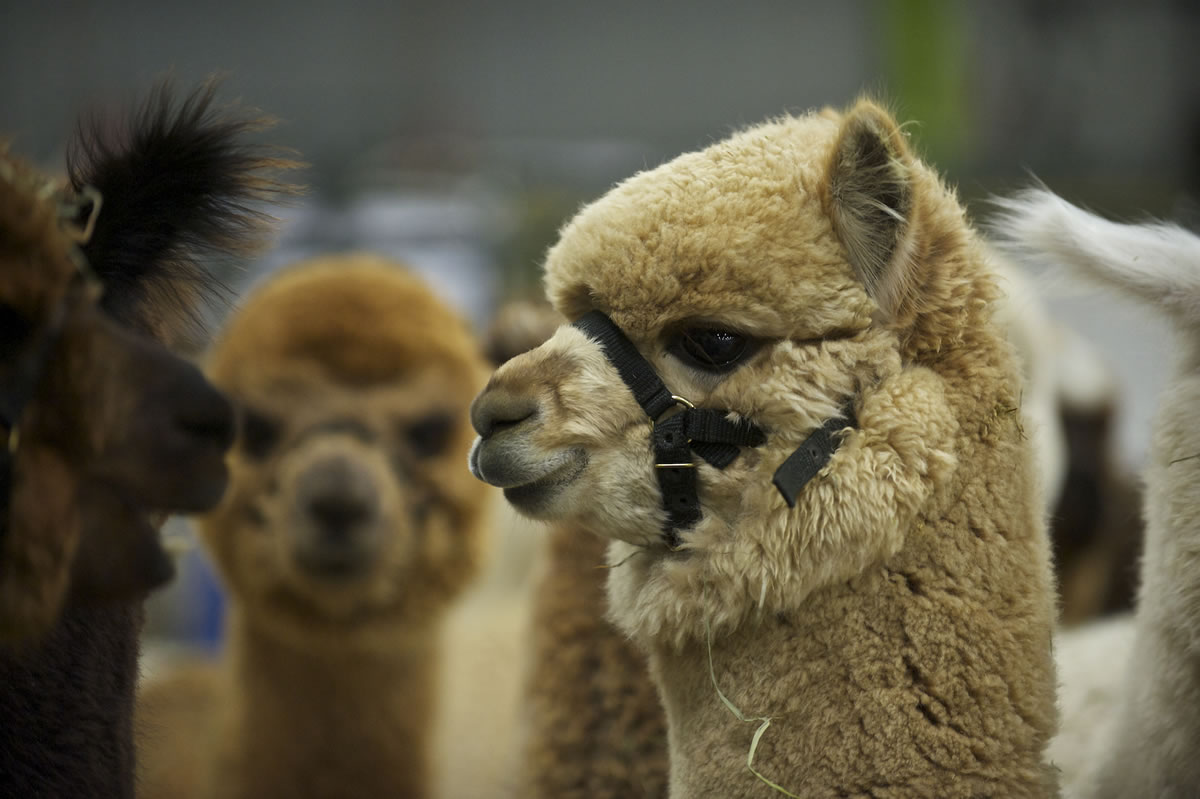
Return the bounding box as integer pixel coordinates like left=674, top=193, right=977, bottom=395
left=771, top=405, right=857, bottom=507
left=573, top=311, right=764, bottom=546
left=572, top=310, right=854, bottom=547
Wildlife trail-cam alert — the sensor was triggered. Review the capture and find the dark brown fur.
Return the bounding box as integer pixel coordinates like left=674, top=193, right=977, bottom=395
left=0, top=81, right=295, bottom=797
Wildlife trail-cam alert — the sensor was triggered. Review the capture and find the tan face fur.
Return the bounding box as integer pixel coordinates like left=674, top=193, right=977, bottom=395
left=471, top=101, right=982, bottom=646
left=203, top=256, right=490, bottom=650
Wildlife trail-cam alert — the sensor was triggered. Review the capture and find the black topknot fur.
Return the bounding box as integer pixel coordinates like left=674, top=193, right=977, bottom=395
left=66, top=78, right=301, bottom=345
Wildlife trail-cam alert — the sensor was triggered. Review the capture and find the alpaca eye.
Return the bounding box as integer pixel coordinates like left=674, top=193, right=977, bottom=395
left=672, top=328, right=751, bottom=373
left=406, top=413, right=455, bottom=458
left=240, top=408, right=281, bottom=460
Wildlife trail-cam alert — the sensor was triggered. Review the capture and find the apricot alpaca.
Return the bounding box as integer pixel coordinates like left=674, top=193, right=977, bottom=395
left=0, top=82, right=290, bottom=797
left=512, top=253, right=1136, bottom=797
left=995, top=188, right=1200, bottom=798
left=136, top=255, right=491, bottom=799
left=471, top=99, right=1058, bottom=797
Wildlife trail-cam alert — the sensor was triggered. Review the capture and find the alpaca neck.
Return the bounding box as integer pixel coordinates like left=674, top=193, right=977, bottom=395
left=216, top=611, right=437, bottom=799
left=0, top=603, right=141, bottom=798
left=649, top=548, right=1056, bottom=799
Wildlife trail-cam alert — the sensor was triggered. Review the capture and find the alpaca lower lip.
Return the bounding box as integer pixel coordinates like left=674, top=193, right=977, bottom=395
left=471, top=435, right=586, bottom=490
left=502, top=449, right=587, bottom=513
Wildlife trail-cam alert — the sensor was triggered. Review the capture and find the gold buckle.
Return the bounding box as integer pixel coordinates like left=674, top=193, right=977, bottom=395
left=654, top=394, right=696, bottom=469
left=650, top=394, right=695, bottom=429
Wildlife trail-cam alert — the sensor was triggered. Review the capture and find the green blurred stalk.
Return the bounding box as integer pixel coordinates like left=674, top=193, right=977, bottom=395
left=878, top=0, right=970, bottom=167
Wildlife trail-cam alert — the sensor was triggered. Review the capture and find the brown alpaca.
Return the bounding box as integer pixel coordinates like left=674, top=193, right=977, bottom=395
left=513, top=252, right=1136, bottom=798
left=470, top=100, right=1058, bottom=797
left=136, top=255, right=491, bottom=799
left=0, top=81, right=292, bottom=797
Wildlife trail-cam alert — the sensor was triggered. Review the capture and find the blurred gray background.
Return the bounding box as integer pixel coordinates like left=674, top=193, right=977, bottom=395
left=3, top=0, right=1195, bottom=640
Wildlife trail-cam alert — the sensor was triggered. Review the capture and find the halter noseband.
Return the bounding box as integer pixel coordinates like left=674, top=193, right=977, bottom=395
left=572, top=310, right=854, bottom=547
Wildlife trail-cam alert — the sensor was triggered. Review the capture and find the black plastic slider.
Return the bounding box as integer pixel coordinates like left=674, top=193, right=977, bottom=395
left=772, top=407, right=856, bottom=508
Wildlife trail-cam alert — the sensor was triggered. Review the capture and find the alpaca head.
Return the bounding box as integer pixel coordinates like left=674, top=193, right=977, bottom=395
left=0, top=83, right=293, bottom=641
left=471, top=100, right=981, bottom=645
left=201, top=256, right=490, bottom=650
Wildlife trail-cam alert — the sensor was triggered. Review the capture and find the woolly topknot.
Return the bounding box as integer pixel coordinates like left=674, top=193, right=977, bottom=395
left=67, top=78, right=302, bottom=346
left=209, top=253, right=487, bottom=394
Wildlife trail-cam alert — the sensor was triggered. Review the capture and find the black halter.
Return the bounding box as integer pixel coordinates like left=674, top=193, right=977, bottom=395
left=572, top=310, right=854, bottom=547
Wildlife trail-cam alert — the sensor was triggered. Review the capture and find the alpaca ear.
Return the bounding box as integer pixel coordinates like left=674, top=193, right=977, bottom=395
left=827, top=100, right=915, bottom=319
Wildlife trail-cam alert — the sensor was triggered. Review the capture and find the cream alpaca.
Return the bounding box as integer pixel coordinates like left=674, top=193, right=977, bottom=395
left=470, top=100, right=1059, bottom=797
left=137, top=256, right=491, bottom=799
left=994, top=189, right=1200, bottom=798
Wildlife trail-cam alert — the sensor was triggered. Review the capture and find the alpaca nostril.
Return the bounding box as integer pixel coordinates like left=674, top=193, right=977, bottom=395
left=306, top=494, right=371, bottom=537
left=470, top=389, right=539, bottom=438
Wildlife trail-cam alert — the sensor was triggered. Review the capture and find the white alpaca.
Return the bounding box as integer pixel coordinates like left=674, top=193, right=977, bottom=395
left=994, top=188, right=1200, bottom=799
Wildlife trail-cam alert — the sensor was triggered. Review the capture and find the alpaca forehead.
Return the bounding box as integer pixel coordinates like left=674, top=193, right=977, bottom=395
left=213, top=259, right=484, bottom=384
left=228, top=363, right=478, bottom=424
left=544, top=112, right=873, bottom=336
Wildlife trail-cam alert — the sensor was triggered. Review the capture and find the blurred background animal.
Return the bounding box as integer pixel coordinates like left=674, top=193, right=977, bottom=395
left=995, top=188, right=1200, bottom=798
left=0, top=81, right=292, bottom=797
left=989, top=254, right=1144, bottom=626
left=136, top=255, right=495, bottom=799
